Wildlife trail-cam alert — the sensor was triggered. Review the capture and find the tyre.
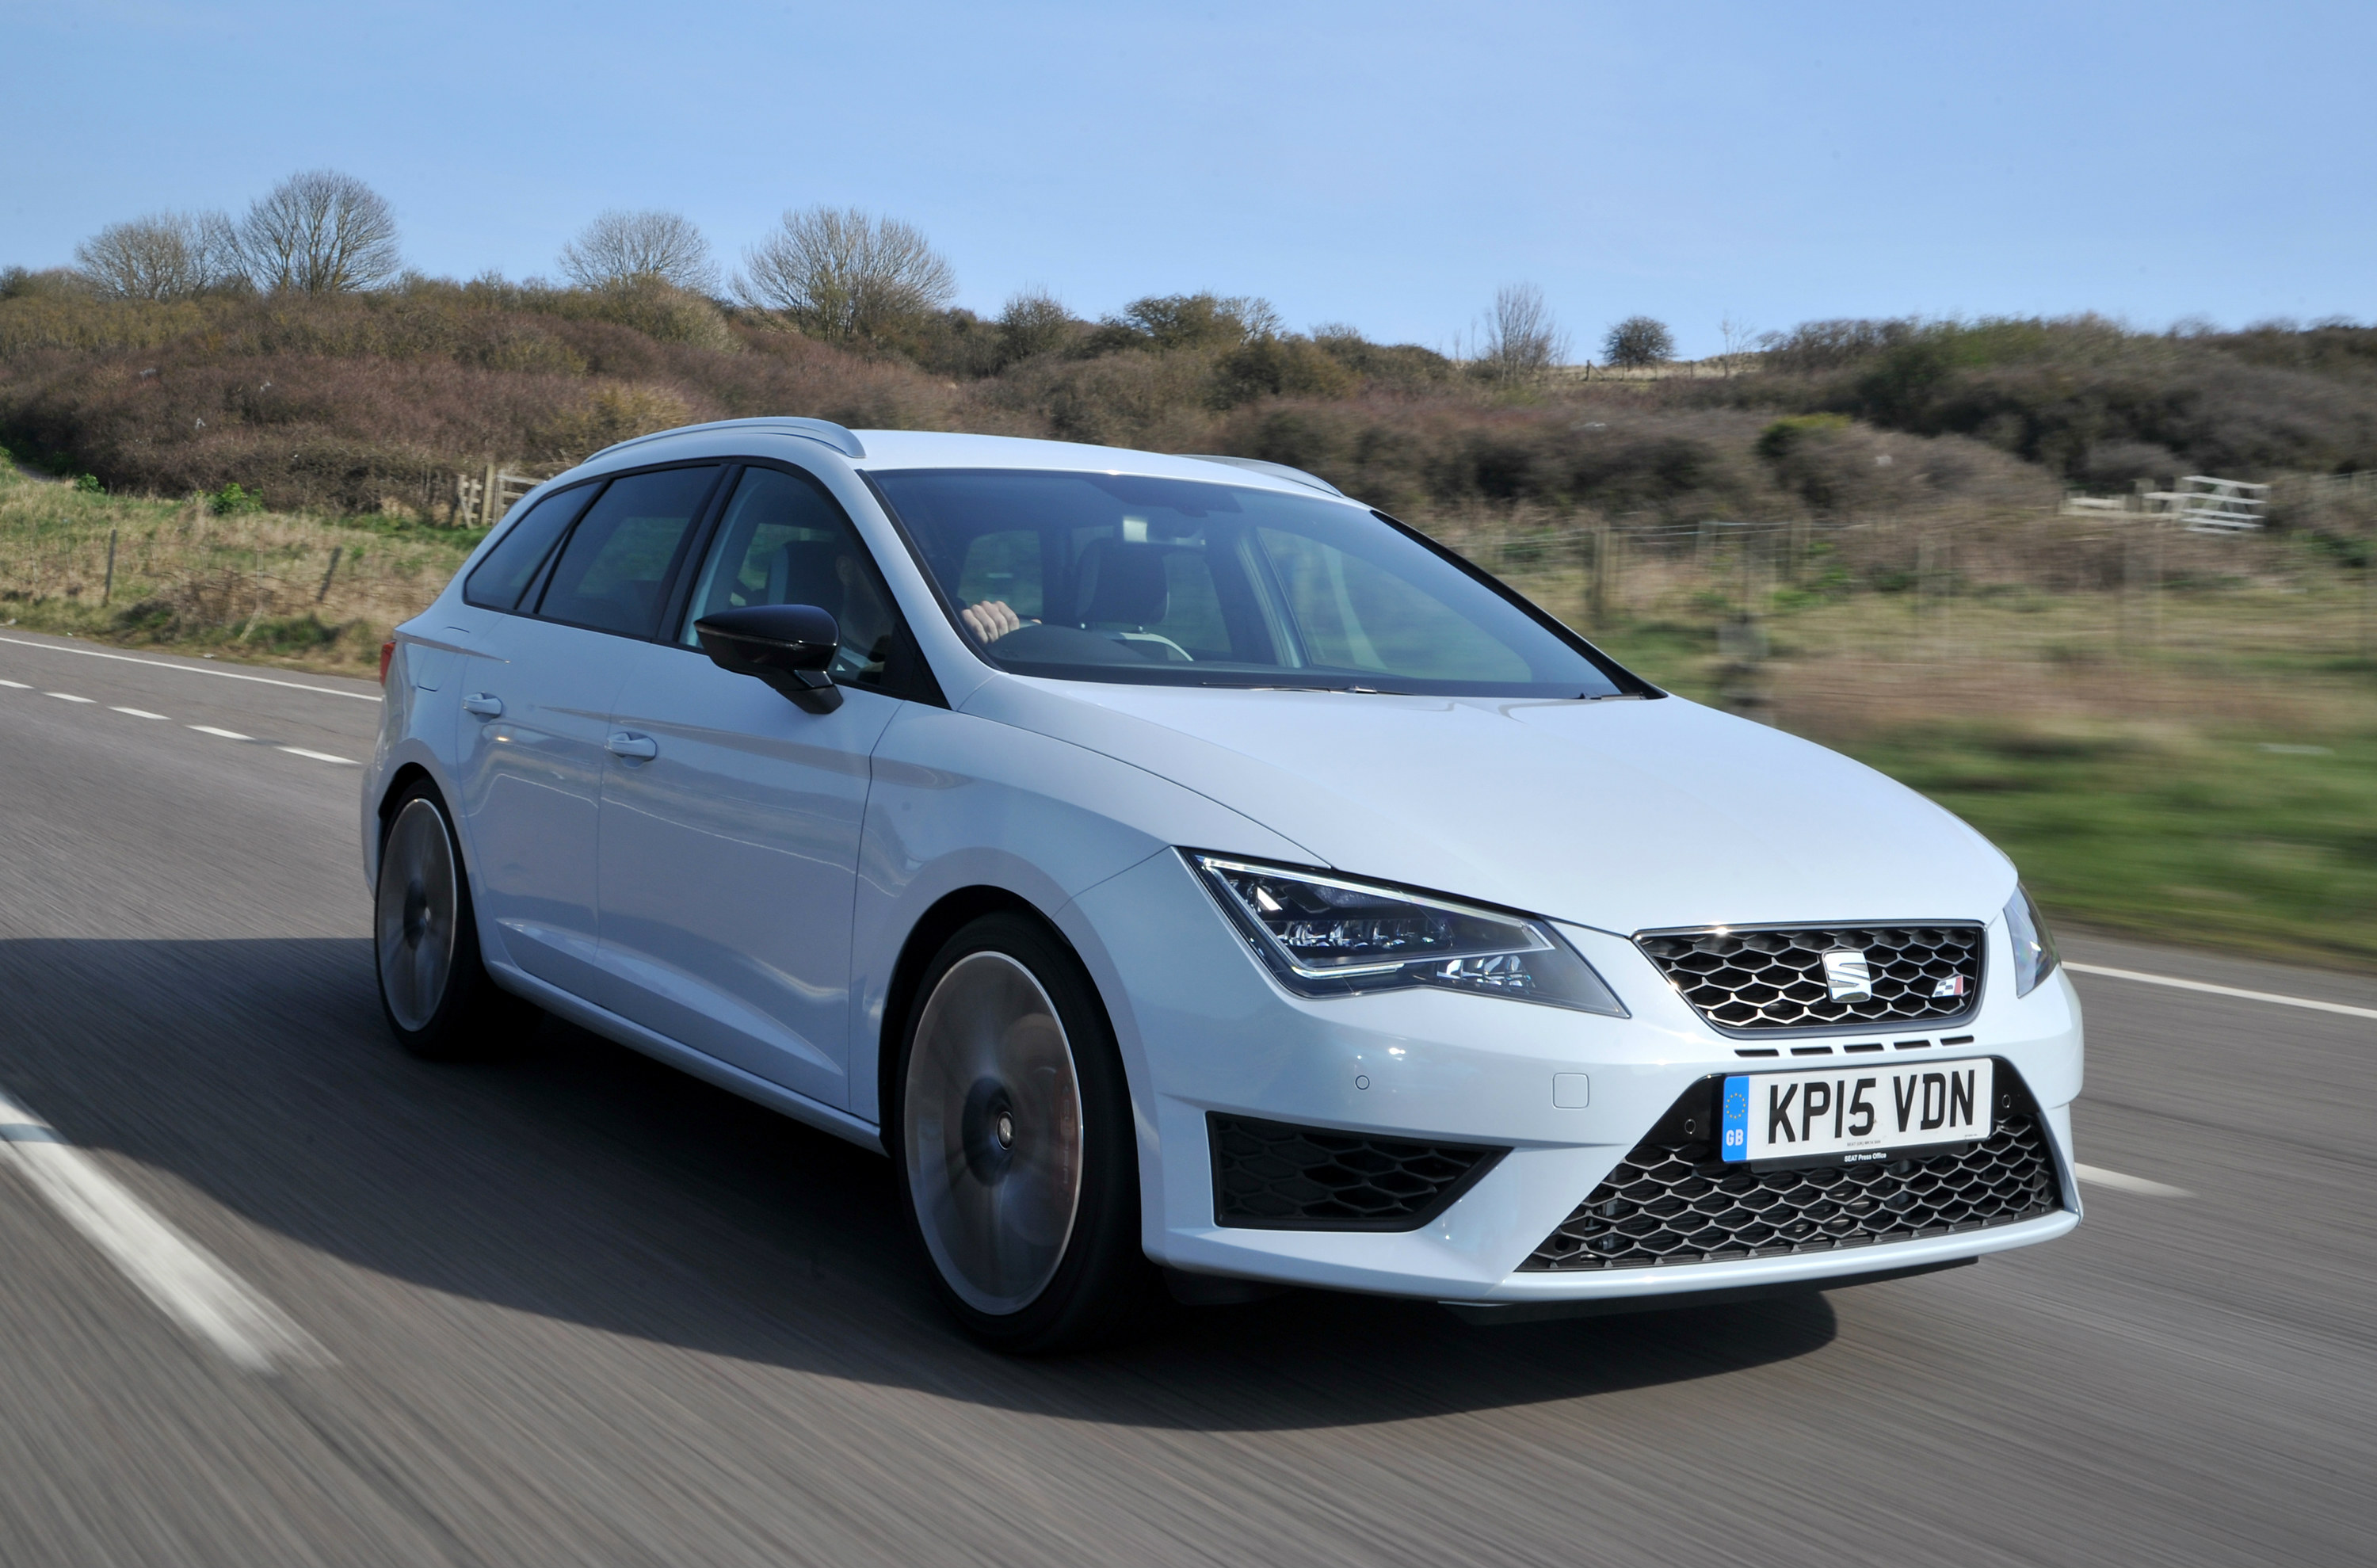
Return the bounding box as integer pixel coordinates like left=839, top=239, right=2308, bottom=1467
left=893, top=911, right=1158, bottom=1353
left=374, top=782, right=538, bottom=1059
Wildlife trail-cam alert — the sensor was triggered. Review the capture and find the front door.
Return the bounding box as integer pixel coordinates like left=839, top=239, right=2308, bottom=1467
left=595, top=463, right=915, bottom=1108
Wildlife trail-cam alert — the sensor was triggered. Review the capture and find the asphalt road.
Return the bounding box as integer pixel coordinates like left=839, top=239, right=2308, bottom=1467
left=1, top=625, right=2371, bottom=1567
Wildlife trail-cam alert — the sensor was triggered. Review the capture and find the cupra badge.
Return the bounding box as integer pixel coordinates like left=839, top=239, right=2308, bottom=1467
left=1820, top=948, right=1874, bottom=1001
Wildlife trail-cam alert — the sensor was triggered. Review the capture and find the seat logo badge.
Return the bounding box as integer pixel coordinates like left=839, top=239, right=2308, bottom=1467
left=1821, top=948, right=1874, bottom=1001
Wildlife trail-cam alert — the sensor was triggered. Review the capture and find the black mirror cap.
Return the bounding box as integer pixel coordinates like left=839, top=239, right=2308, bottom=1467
left=694, top=604, right=844, bottom=713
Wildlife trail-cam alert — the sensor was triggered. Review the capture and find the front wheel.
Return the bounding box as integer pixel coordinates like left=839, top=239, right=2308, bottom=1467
left=374, top=783, right=537, bottom=1059
left=894, top=912, right=1156, bottom=1352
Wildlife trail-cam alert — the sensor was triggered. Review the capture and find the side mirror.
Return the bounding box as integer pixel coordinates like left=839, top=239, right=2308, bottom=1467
left=693, top=605, right=845, bottom=714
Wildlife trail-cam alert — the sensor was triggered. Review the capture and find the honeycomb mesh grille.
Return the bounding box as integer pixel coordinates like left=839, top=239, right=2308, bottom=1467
left=1637, top=923, right=1985, bottom=1033
left=1520, top=1063, right=2061, bottom=1271
left=1210, top=1114, right=1505, bottom=1231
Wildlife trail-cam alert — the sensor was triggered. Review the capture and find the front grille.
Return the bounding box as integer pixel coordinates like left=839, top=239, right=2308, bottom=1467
left=1520, top=1062, right=2061, bottom=1271
left=1638, top=923, right=1985, bottom=1033
left=1209, top=1114, right=1505, bottom=1230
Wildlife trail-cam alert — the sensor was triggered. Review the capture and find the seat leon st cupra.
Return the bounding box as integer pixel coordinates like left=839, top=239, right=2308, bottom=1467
left=366, top=417, right=2082, bottom=1351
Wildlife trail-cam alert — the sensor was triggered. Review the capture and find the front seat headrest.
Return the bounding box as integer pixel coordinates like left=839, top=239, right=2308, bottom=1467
left=1073, top=539, right=1169, bottom=626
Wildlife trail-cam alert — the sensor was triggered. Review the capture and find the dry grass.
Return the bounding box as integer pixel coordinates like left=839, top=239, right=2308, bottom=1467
left=0, top=464, right=479, bottom=672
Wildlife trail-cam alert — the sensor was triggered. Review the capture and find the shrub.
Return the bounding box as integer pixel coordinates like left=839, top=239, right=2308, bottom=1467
left=1603, top=315, right=1676, bottom=368
left=74, top=472, right=104, bottom=494
left=209, top=481, right=263, bottom=514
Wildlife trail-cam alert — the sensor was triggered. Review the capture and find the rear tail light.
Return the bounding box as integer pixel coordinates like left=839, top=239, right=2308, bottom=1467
left=378, top=639, right=396, bottom=685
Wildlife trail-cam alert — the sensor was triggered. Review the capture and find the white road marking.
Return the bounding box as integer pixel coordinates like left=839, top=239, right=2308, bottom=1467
left=110, top=706, right=170, bottom=720
left=0, top=633, right=380, bottom=702
left=2064, top=962, right=2377, bottom=1023
left=45, top=692, right=94, bottom=704
left=0, top=1087, right=326, bottom=1372
left=2074, top=1163, right=2192, bottom=1199
left=0, top=678, right=28, bottom=689
left=188, top=725, right=255, bottom=742
left=278, top=746, right=359, bottom=765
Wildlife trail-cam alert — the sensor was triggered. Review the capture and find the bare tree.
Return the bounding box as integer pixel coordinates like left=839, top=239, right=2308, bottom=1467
left=1717, top=314, right=1758, bottom=376
left=558, top=209, right=718, bottom=292
left=1603, top=315, right=1677, bottom=368
left=1479, top=284, right=1567, bottom=382
left=75, top=212, right=239, bottom=299
left=235, top=170, right=403, bottom=295
left=738, top=207, right=956, bottom=343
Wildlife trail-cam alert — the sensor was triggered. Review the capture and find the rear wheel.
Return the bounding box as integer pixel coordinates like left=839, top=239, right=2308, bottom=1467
left=374, top=783, right=536, bottom=1059
left=894, top=912, right=1155, bottom=1352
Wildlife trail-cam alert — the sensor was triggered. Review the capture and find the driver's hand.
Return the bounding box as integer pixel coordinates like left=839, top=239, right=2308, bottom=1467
left=961, top=599, right=1028, bottom=643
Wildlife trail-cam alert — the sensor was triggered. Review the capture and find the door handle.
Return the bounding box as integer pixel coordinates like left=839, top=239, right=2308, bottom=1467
left=605, top=731, right=658, bottom=761
left=461, top=693, right=503, bottom=716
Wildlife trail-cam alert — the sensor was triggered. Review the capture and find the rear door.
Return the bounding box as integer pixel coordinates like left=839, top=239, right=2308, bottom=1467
left=594, top=461, right=933, bottom=1107
left=451, top=464, right=721, bottom=999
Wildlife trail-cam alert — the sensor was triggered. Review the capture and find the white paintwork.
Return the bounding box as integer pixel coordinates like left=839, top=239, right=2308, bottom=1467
left=597, top=642, right=898, bottom=1106
left=364, top=425, right=2088, bottom=1305
left=448, top=614, right=641, bottom=998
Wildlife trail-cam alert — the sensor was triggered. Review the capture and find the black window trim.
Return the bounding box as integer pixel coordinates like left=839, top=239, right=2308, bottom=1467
left=520, top=460, right=731, bottom=642
left=858, top=467, right=1662, bottom=700
left=661, top=455, right=947, bottom=708
left=462, top=476, right=605, bottom=613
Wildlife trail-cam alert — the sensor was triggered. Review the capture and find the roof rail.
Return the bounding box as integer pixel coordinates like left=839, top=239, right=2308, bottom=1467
left=1184, top=454, right=1345, bottom=497
left=591, top=416, right=866, bottom=462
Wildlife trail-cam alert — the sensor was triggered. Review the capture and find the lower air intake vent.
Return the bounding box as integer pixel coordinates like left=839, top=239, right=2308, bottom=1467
left=1520, top=1063, right=2062, bottom=1271
left=1209, top=1114, right=1506, bottom=1231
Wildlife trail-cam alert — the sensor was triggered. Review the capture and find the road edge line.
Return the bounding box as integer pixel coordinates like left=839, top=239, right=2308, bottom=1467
left=2064, top=962, right=2377, bottom=1022
left=0, top=634, right=381, bottom=703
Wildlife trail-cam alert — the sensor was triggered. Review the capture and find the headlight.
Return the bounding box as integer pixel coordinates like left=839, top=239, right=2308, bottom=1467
left=2005, top=883, right=2059, bottom=997
left=1188, top=853, right=1626, bottom=1015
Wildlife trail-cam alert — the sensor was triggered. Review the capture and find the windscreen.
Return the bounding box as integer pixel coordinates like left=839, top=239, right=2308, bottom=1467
left=868, top=469, right=1631, bottom=697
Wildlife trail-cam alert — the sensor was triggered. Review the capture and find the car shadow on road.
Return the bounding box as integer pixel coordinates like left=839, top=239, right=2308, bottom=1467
left=0, top=936, right=1838, bottom=1431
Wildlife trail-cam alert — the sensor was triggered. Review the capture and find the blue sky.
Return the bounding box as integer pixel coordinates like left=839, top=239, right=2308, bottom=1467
left=6, top=0, right=2371, bottom=357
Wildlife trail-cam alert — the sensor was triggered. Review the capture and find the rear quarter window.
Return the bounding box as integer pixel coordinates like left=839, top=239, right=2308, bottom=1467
left=462, top=484, right=596, bottom=611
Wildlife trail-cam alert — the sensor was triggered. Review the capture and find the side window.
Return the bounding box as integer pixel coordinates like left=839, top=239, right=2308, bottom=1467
left=533, top=466, right=719, bottom=638
left=462, top=484, right=594, bottom=611
left=681, top=465, right=907, bottom=687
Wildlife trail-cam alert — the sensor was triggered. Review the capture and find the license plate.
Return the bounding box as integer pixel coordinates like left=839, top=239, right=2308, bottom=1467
left=1720, top=1059, right=1994, bottom=1165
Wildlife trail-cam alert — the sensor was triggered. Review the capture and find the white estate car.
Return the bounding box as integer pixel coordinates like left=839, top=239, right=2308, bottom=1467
left=366, top=418, right=2082, bottom=1351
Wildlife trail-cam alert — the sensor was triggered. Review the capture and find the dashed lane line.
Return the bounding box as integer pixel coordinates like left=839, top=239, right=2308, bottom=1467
left=2074, top=1164, right=2192, bottom=1199
left=0, top=1085, right=326, bottom=1373
left=2064, top=962, right=2377, bottom=1024
left=0, top=632, right=380, bottom=702
left=2, top=685, right=357, bottom=765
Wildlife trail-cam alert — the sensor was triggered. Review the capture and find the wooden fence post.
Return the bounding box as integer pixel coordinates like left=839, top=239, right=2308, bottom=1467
left=101, top=528, right=117, bottom=607
left=481, top=462, right=500, bottom=527
left=316, top=546, right=343, bottom=605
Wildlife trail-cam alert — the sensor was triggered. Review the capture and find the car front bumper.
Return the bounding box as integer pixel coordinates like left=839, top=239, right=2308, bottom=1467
left=1067, top=850, right=2085, bottom=1304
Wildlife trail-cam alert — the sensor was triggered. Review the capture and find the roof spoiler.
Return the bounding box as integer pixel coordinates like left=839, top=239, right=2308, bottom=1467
left=1184, top=454, right=1345, bottom=497
left=592, top=417, right=866, bottom=461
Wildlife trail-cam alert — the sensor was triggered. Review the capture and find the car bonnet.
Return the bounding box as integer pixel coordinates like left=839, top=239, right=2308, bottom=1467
left=959, top=676, right=2015, bottom=936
